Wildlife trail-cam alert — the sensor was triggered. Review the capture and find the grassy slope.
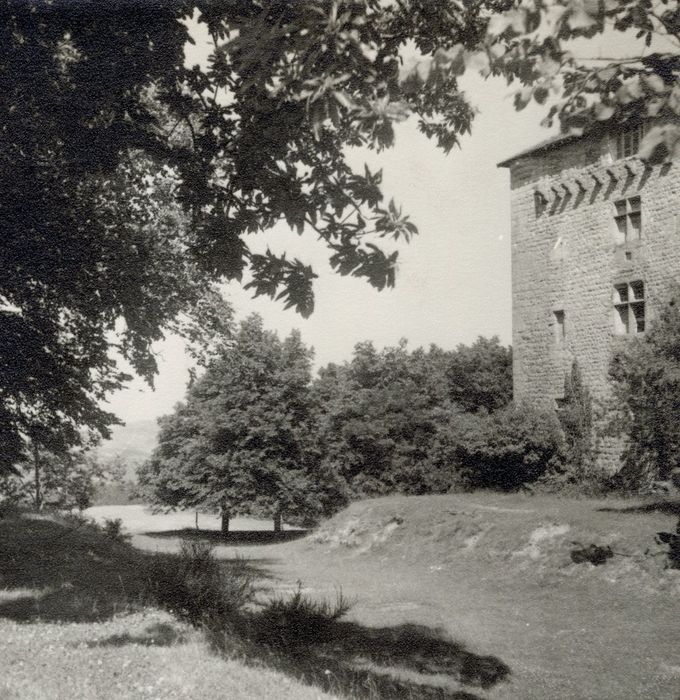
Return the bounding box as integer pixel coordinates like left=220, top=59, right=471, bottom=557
left=4, top=494, right=680, bottom=699
left=187, top=492, right=680, bottom=700
left=300, top=493, right=680, bottom=700
left=1, top=610, right=335, bottom=700
left=0, top=513, right=339, bottom=700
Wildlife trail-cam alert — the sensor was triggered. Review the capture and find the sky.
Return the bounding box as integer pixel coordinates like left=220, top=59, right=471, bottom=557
left=102, top=15, right=589, bottom=427
left=104, top=74, right=552, bottom=426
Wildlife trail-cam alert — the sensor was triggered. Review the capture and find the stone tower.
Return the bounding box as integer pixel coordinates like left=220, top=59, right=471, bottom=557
left=499, top=122, right=680, bottom=469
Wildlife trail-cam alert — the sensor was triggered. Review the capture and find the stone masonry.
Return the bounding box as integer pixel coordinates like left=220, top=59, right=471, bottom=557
left=499, top=124, right=680, bottom=470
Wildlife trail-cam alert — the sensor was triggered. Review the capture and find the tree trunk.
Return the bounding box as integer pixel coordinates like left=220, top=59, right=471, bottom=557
left=221, top=511, right=230, bottom=535
left=195, top=511, right=199, bottom=530
left=33, top=441, right=41, bottom=511
left=273, top=512, right=282, bottom=533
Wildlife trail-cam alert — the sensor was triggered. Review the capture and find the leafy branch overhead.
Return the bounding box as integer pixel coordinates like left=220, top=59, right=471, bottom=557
left=401, top=1, right=680, bottom=160
left=492, top=1, right=680, bottom=158
left=165, top=1, right=498, bottom=316
left=171, top=0, right=680, bottom=316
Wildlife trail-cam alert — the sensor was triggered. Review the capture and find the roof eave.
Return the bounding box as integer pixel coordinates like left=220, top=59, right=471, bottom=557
left=497, top=133, right=581, bottom=168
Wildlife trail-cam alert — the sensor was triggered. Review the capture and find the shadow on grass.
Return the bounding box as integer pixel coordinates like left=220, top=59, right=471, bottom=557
left=0, top=515, right=274, bottom=623
left=85, top=621, right=188, bottom=647
left=142, top=527, right=308, bottom=546
left=208, top=614, right=509, bottom=699
left=597, top=499, right=680, bottom=516
left=1, top=514, right=510, bottom=698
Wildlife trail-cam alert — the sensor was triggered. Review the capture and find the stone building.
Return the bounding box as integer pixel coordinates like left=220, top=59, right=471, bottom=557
left=498, top=121, right=680, bottom=469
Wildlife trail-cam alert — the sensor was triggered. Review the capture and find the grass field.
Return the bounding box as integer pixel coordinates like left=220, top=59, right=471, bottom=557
left=0, top=510, right=340, bottom=700
left=299, top=493, right=680, bottom=699
left=2, top=494, right=680, bottom=699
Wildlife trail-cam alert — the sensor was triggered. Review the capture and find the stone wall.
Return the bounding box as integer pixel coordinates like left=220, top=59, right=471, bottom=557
left=505, top=130, right=680, bottom=471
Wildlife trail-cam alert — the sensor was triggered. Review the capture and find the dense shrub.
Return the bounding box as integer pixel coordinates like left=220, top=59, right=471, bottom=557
left=102, top=517, right=129, bottom=543
left=445, top=336, right=513, bottom=413
left=607, top=291, right=680, bottom=488
left=416, top=421, right=470, bottom=493
left=252, top=583, right=352, bottom=650
left=147, top=539, right=254, bottom=627
left=450, top=404, right=564, bottom=490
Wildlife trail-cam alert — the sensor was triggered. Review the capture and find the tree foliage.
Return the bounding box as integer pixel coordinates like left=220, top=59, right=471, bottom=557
left=313, top=336, right=513, bottom=497
left=446, top=403, right=564, bottom=490
left=0, top=153, right=231, bottom=467
left=138, top=315, right=347, bottom=526
left=608, top=291, right=680, bottom=487
left=0, top=2, right=210, bottom=464
left=398, top=1, right=680, bottom=163
left=313, top=341, right=452, bottom=496
left=1, top=448, right=125, bottom=511
left=445, top=336, right=512, bottom=413
left=473, top=0, right=680, bottom=159
left=0, top=0, right=499, bottom=461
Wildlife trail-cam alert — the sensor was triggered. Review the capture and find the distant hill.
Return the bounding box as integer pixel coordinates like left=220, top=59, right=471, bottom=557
left=96, top=419, right=160, bottom=480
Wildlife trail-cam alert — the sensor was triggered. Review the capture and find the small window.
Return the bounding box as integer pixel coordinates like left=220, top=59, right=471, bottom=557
left=553, top=310, right=565, bottom=345
left=616, top=124, right=644, bottom=159
left=614, top=197, right=642, bottom=244
left=614, top=281, right=645, bottom=335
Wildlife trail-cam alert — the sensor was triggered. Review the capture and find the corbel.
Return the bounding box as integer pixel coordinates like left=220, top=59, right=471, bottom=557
left=533, top=188, right=548, bottom=205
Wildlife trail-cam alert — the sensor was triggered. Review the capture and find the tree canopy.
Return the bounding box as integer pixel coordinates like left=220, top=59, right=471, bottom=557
left=445, top=337, right=512, bottom=413
left=137, top=314, right=347, bottom=526
left=313, top=336, right=513, bottom=496
left=139, top=317, right=559, bottom=508
left=313, top=341, right=451, bottom=496
left=1, top=0, right=493, bottom=466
